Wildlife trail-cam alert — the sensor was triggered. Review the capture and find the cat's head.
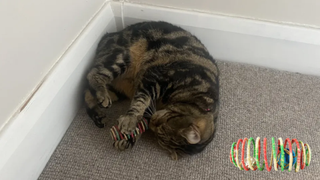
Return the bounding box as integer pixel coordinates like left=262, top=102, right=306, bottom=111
left=149, top=106, right=215, bottom=160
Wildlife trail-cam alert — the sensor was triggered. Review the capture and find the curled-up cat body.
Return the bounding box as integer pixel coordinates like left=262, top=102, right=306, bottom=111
left=84, top=21, right=219, bottom=160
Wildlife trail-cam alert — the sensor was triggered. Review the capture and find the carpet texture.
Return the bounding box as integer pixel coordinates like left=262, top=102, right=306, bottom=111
left=39, top=61, right=320, bottom=180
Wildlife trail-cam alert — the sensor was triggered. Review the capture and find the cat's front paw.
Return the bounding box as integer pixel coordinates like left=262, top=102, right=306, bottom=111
left=113, top=139, right=132, bottom=151
left=96, top=91, right=112, bottom=108
left=117, top=115, right=138, bottom=134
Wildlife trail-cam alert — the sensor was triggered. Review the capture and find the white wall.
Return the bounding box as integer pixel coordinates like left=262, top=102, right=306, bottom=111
left=0, top=3, right=116, bottom=179
left=127, top=0, right=320, bottom=28
left=0, top=0, right=106, bottom=130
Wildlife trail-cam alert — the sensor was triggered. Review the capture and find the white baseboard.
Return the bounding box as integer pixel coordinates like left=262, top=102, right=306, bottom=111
left=0, top=2, right=117, bottom=180
left=1, top=1, right=320, bottom=180
left=112, top=2, right=320, bottom=76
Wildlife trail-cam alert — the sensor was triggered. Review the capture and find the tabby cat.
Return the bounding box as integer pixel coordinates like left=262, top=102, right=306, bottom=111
left=84, top=21, right=219, bottom=160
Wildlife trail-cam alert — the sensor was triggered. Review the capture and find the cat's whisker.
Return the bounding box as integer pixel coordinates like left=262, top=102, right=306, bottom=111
left=146, top=106, right=153, bottom=115
left=150, top=99, right=156, bottom=113
left=144, top=107, right=154, bottom=117
left=143, top=114, right=152, bottom=119
left=148, top=100, right=157, bottom=114
left=144, top=111, right=152, bottom=117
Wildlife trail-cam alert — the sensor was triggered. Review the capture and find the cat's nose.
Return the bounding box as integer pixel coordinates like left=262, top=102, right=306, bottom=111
left=149, top=121, right=156, bottom=131
left=150, top=115, right=162, bottom=127
left=149, top=116, right=162, bottom=131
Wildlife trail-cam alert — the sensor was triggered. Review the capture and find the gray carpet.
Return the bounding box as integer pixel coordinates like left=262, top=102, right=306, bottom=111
left=39, top=61, right=320, bottom=180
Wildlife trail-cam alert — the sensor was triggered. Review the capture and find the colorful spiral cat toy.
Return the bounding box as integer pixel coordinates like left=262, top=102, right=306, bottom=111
left=230, top=137, right=311, bottom=172
left=110, top=118, right=149, bottom=142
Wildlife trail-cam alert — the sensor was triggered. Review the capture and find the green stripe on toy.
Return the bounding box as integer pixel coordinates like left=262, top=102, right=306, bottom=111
left=255, top=137, right=265, bottom=171
left=230, top=142, right=237, bottom=167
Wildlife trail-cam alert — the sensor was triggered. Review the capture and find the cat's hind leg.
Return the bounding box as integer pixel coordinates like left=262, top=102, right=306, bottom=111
left=85, top=35, right=131, bottom=127
left=87, top=32, right=131, bottom=109
left=84, top=87, right=126, bottom=128
left=87, top=62, right=128, bottom=108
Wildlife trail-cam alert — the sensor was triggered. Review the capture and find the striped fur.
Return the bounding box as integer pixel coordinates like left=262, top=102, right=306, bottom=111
left=84, top=21, right=219, bottom=159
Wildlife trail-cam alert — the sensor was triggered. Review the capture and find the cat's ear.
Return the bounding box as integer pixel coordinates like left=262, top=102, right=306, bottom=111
left=181, top=125, right=201, bottom=144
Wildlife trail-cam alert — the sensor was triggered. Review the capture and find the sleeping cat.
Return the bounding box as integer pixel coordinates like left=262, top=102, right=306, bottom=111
left=84, top=21, right=219, bottom=160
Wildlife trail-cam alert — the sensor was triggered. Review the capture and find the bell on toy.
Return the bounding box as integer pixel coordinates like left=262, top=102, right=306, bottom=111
left=244, top=157, right=257, bottom=169
left=277, top=148, right=297, bottom=169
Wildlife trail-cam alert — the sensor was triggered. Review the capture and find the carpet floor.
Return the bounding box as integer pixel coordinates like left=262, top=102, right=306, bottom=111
left=39, top=61, right=320, bottom=180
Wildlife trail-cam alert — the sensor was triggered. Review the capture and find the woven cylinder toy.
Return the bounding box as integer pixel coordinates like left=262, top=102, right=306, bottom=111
left=110, top=118, right=149, bottom=142
left=230, top=137, right=311, bottom=172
